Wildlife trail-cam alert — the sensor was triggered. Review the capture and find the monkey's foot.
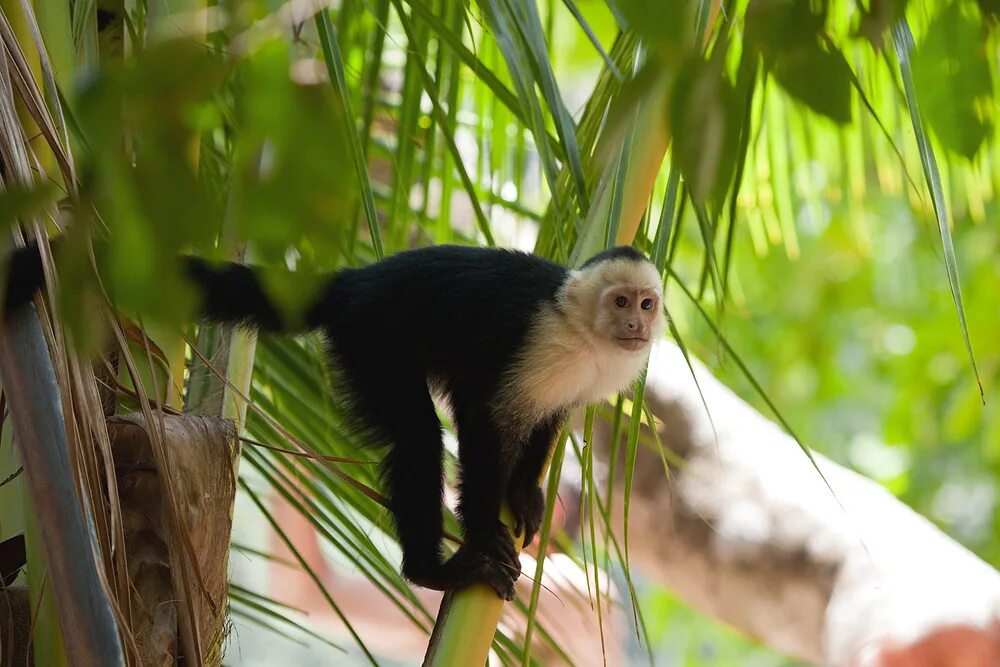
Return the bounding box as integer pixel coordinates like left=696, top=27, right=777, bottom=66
left=507, top=484, right=544, bottom=546
left=442, top=523, right=520, bottom=600
left=401, top=560, right=450, bottom=592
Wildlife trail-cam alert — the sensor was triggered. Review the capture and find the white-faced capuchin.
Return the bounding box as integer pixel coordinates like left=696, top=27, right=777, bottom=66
left=3, top=242, right=666, bottom=600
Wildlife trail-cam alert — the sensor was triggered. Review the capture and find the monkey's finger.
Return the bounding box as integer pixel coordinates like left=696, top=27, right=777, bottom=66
left=486, top=566, right=517, bottom=601
left=496, top=537, right=519, bottom=564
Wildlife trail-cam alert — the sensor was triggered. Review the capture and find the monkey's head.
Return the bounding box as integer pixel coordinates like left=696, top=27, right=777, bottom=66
left=562, top=247, right=666, bottom=353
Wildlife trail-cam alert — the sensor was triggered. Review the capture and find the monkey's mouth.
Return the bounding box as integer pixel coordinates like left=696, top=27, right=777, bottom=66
left=615, top=336, right=649, bottom=351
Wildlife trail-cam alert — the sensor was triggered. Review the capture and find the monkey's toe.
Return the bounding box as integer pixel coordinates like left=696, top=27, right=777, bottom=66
left=508, top=485, right=545, bottom=546
left=448, top=551, right=517, bottom=600
left=402, top=560, right=449, bottom=592
left=442, top=529, right=521, bottom=600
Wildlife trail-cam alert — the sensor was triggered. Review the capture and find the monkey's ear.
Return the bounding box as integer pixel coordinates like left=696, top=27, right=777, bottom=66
left=560, top=270, right=585, bottom=304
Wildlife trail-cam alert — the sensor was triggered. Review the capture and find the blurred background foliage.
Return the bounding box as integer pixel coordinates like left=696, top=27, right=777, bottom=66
left=1, top=0, right=998, bottom=664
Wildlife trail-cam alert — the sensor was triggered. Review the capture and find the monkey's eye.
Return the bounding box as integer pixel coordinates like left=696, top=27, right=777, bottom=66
left=641, top=298, right=655, bottom=310
left=614, top=296, right=629, bottom=308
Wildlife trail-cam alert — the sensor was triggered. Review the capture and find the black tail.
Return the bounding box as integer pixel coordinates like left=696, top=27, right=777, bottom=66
left=182, top=256, right=289, bottom=333
left=3, top=242, right=306, bottom=335
left=2, top=243, right=47, bottom=316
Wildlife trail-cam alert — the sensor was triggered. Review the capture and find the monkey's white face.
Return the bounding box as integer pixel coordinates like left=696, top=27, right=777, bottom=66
left=564, top=259, right=664, bottom=353
left=498, top=255, right=666, bottom=435
left=597, top=285, right=662, bottom=351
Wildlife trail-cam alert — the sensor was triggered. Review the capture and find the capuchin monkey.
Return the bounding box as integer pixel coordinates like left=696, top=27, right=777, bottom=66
left=3, top=242, right=665, bottom=600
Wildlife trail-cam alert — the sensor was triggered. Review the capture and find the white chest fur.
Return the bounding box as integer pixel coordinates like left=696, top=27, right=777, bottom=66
left=495, top=309, right=649, bottom=439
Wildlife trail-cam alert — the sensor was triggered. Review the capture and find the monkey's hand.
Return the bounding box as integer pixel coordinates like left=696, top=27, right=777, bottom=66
left=442, top=522, right=520, bottom=600
left=508, top=484, right=544, bottom=547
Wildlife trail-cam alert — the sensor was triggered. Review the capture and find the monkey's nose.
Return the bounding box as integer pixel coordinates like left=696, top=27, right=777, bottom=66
left=625, top=320, right=638, bottom=331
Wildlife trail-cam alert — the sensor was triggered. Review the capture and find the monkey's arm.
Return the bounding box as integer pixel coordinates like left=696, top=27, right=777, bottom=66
left=506, top=415, right=562, bottom=546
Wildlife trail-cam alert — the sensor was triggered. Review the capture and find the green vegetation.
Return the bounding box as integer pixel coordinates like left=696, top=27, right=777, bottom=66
left=0, top=0, right=996, bottom=664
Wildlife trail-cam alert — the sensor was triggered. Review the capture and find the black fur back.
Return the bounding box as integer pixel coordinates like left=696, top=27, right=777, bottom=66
left=311, top=245, right=568, bottom=441
left=321, top=245, right=565, bottom=367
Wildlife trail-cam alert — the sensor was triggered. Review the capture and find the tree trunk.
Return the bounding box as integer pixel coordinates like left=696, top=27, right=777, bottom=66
left=601, top=341, right=1000, bottom=665
left=107, top=412, right=239, bottom=665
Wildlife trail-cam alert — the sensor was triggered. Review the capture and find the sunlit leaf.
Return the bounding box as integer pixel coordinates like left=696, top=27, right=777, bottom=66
left=616, top=0, right=694, bottom=50
left=893, top=18, right=984, bottom=399
left=855, top=0, right=908, bottom=46
left=911, top=1, right=994, bottom=159
left=315, top=9, right=383, bottom=260
left=669, top=53, right=741, bottom=205
left=771, top=40, right=854, bottom=124
left=0, top=184, right=55, bottom=230
left=75, top=39, right=227, bottom=324
left=233, top=40, right=355, bottom=267
left=745, top=0, right=826, bottom=54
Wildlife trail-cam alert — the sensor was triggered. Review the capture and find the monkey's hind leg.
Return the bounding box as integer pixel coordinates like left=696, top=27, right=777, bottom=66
left=445, top=400, right=521, bottom=600
left=370, top=371, right=450, bottom=592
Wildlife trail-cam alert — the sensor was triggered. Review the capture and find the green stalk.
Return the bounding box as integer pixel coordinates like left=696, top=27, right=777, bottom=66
left=0, top=391, right=21, bottom=539
left=570, top=68, right=671, bottom=265
left=3, top=0, right=49, bottom=169
left=147, top=0, right=204, bottom=41
left=221, top=327, right=257, bottom=424
left=32, top=0, right=73, bottom=96
left=141, top=0, right=206, bottom=410
left=423, top=515, right=525, bottom=666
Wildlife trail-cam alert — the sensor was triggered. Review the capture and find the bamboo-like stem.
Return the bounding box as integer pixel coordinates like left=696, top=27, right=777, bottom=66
left=20, top=491, right=69, bottom=667
left=31, top=0, right=73, bottom=97
left=570, top=70, right=672, bottom=265
left=423, top=516, right=524, bottom=666
left=220, top=325, right=258, bottom=424
left=141, top=0, right=207, bottom=411
left=0, top=389, right=22, bottom=536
